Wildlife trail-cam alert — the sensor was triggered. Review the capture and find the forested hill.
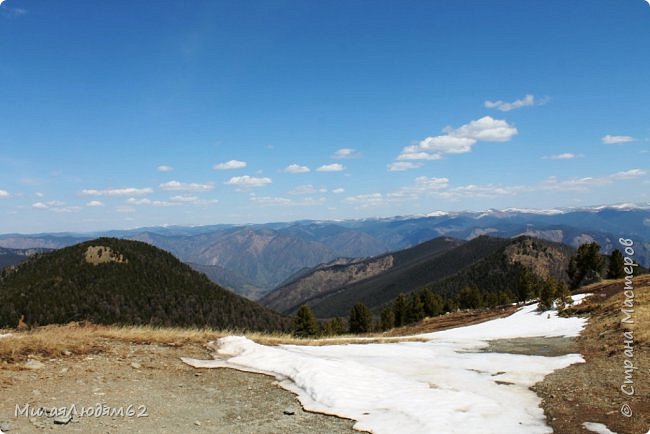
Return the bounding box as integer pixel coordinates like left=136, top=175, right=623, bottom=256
left=0, top=238, right=289, bottom=331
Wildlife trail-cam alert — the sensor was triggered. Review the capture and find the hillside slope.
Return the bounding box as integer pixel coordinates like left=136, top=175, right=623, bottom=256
left=307, top=236, right=574, bottom=318
left=0, top=238, right=289, bottom=331
left=262, top=236, right=464, bottom=314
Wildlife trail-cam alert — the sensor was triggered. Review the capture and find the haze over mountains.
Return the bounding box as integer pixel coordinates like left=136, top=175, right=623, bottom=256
left=1, top=205, right=648, bottom=300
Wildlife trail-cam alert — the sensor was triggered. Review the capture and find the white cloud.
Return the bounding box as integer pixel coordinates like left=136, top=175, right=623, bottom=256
left=543, top=153, right=576, bottom=160
left=159, top=180, right=214, bottom=192
left=332, top=188, right=345, bottom=194
left=397, top=151, right=444, bottom=161
left=0, top=189, right=10, bottom=198
left=609, top=168, right=647, bottom=180
left=35, top=192, right=44, bottom=198
left=213, top=160, right=247, bottom=170
left=387, top=162, right=424, bottom=171
left=86, top=200, right=104, bottom=207
left=444, top=116, right=518, bottom=142
left=169, top=195, right=219, bottom=205
left=540, top=168, right=647, bottom=191
left=225, top=175, right=272, bottom=187
left=49, top=206, right=81, bottom=213
left=126, top=198, right=176, bottom=207
left=344, top=193, right=384, bottom=207
left=251, top=196, right=326, bottom=206
left=284, top=164, right=311, bottom=173
left=170, top=195, right=199, bottom=202
left=333, top=148, right=360, bottom=159
left=602, top=135, right=635, bottom=144
left=288, top=184, right=318, bottom=195
left=116, top=206, right=136, bottom=214
left=484, top=94, right=535, bottom=112
left=317, top=163, right=345, bottom=172
left=32, top=201, right=81, bottom=213
left=394, top=116, right=517, bottom=163
left=157, top=165, right=174, bottom=172
left=81, top=187, right=153, bottom=196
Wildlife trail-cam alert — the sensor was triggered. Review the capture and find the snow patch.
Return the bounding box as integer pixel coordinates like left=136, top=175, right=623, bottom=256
left=582, top=422, right=618, bottom=434
left=184, top=296, right=589, bottom=434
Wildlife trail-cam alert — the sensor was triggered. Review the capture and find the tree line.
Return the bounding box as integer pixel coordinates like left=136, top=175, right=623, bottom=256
left=292, top=241, right=638, bottom=337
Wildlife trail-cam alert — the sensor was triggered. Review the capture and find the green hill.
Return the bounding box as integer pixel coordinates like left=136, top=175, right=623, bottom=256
left=0, top=238, right=289, bottom=331
left=306, top=236, right=507, bottom=317
left=306, top=235, right=575, bottom=318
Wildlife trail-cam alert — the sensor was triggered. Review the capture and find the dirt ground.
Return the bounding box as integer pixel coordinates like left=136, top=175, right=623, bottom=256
left=0, top=341, right=359, bottom=434
left=536, top=276, right=650, bottom=434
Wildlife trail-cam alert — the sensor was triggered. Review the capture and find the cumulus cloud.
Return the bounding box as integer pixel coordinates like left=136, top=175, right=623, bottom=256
left=316, top=163, right=345, bottom=172
left=284, top=164, right=310, bottom=173
left=213, top=160, right=247, bottom=170
left=225, top=175, right=272, bottom=187
left=32, top=201, right=81, bottom=212
left=333, top=148, right=360, bottom=159
left=157, top=165, right=174, bottom=172
left=484, top=94, right=535, bottom=112
left=288, top=184, right=319, bottom=195
left=343, top=193, right=384, bottom=207
left=251, top=196, right=325, bottom=206
left=543, top=153, right=577, bottom=160
left=332, top=188, right=345, bottom=194
left=86, top=200, right=104, bottom=207
left=169, top=195, right=219, bottom=205
left=387, top=162, right=424, bottom=171
left=609, top=168, right=647, bottom=180
left=0, top=189, right=10, bottom=198
left=540, top=168, right=646, bottom=191
left=81, top=187, right=153, bottom=196
left=126, top=198, right=175, bottom=207
left=602, top=135, right=635, bottom=144
left=392, top=116, right=517, bottom=165
left=444, top=116, right=518, bottom=142
left=159, top=180, right=214, bottom=192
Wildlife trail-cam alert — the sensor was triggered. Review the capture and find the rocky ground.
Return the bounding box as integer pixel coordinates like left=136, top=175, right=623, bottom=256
left=0, top=341, right=358, bottom=433
left=536, top=276, right=650, bottom=434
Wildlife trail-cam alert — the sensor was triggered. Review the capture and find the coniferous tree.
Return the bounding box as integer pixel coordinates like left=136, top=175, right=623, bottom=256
left=458, top=287, right=483, bottom=309
left=349, top=303, right=372, bottom=334
left=380, top=307, right=395, bottom=331
left=407, top=292, right=425, bottom=323
left=293, top=305, right=320, bottom=337
left=607, top=249, right=625, bottom=279
left=331, top=317, right=346, bottom=335
left=393, top=293, right=409, bottom=327
left=538, top=278, right=557, bottom=311
left=568, top=242, right=605, bottom=288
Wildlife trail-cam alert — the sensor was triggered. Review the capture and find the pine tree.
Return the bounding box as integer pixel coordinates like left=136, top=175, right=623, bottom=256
left=407, top=292, right=425, bottom=323
left=393, top=293, right=409, bottom=327
left=607, top=249, right=625, bottom=279
left=568, top=242, right=605, bottom=288
left=538, top=278, right=557, bottom=311
left=293, top=305, right=320, bottom=337
left=380, top=307, right=395, bottom=331
left=349, top=303, right=372, bottom=334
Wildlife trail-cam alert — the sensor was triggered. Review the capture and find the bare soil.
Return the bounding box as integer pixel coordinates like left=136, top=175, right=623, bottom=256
left=535, top=275, right=650, bottom=434
left=0, top=341, right=358, bottom=434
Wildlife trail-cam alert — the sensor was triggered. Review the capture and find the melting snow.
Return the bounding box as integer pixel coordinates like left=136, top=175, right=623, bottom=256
left=184, top=296, right=589, bottom=434
left=582, top=422, right=618, bottom=434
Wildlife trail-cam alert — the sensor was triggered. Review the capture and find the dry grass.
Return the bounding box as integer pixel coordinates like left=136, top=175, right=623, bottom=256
left=0, top=323, right=434, bottom=365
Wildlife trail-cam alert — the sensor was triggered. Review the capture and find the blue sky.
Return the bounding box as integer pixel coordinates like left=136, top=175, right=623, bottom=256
left=1, top=0, right=649, bottom=233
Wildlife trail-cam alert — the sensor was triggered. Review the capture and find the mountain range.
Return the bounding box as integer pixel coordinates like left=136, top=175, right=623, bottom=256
left=1, top=205, right=648, bottom=299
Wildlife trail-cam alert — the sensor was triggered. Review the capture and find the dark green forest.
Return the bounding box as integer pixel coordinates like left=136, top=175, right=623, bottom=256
left=0, top=238, right=289, bottom=331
